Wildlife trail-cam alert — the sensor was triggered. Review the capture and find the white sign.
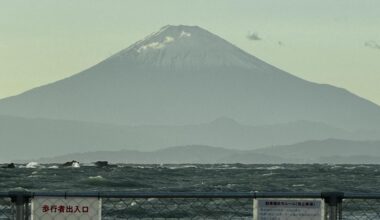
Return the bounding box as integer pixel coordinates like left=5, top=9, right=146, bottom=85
left=31, top=197, right=101, bottom=220
left=253, top=198, right=324, bottom=220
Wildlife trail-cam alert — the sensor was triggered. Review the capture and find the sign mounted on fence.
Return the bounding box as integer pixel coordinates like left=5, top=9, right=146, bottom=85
left=253, top=198, right=324, bottom=220
left=31, top=197, right=101, bottom=220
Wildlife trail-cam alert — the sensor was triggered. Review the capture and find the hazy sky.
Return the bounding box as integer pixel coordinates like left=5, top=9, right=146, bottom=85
left=1, top=0, right=380, bottom=104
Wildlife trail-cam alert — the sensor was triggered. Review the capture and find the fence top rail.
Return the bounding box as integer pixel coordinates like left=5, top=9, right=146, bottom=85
left=34, top=191, right=323, bottom=198
left=5, top=191, right=322, bottom=198
left=0, top=192, right=9, bottom=198
left=2, top=191, right=380, bottom=199
left=344, top=193, right=380, bottom=199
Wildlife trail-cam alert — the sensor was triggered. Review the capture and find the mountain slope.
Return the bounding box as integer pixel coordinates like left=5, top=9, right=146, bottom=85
left=0, top=25, right=380, bottom=130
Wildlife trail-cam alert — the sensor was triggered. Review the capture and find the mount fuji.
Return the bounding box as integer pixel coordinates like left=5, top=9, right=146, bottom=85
left=1, top=25, right=380, bottom=132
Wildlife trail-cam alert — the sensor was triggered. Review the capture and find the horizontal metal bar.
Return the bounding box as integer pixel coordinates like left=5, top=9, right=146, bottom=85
left=98, top=192, right=255, bottom=198
left=32, top=191, right=256, bottom=198
left=0, top=192, right=9, bottom=197
left=30, top=191, right=323, bottom=199
left=1, top=191, right=380, bottom=199
left=344, top=193, right=380, bottom=199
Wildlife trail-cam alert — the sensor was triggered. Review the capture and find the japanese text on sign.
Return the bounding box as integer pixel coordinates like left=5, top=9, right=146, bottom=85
left=253, top=198, right=324, bottom=220
left=31, top=197, right=101, bottom=220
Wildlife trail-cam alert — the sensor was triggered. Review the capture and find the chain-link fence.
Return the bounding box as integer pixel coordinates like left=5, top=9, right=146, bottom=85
left=0, top=193, right=14, bottom=220
left=342, top=193, right=380, bottom=220
left=102, top=197, right=252, bottom=219
left=1, top=191, right=380, bottom=219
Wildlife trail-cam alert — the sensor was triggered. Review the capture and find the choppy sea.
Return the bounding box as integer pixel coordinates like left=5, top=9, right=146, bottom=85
left=1, top=163, right=379, bottom=192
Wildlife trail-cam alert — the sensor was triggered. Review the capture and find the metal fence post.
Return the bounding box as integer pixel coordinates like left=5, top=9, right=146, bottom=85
left=9, top=190, right=30, bottom=220
left=322, top=192, right=344, bottom=220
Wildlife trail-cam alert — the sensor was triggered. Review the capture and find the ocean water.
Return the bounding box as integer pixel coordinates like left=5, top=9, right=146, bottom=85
left=1, top=164, right=380, bottom=219
left=1, top=163, right=379, bottom=192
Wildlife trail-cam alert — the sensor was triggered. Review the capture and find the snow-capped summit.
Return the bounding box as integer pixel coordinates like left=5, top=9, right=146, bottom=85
left=107, top=25, right=269, bottom=70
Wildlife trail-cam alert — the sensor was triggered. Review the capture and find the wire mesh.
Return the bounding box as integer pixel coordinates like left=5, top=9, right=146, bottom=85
left=102, top=197, right=253, bottom=220
left=5, top=191, right=380, bottom=219
left=342, top=198, right=380, bottom=220
left=0, top=197, right=13, bottom=220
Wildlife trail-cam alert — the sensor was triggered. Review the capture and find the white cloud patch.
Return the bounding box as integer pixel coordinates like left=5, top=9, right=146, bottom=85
left=365, top=40, right=380, bottom=50
left=247, top=32, right=262, bottom=41
left=180, top=31, right=191, bottom=38
left=137, top=36, right=175, bottom=53
left=163, top=36, right=174, bottom=43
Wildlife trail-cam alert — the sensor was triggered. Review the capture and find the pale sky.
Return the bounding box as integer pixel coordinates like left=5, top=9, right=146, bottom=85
left=1, top=0, right=379, bottom=104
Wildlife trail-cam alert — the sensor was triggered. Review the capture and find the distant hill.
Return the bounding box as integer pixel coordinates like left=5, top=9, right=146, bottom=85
left=28, top=139, right=380, bottom=164
left=1, top=25, right=380, bottom=131
left=252, top=139, right=380, bottom=163
left=34, top=145, right=286, bottom=164
left=2, top=114, right=379, bottom=161
left=35, top=145, right=237, bottom=164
